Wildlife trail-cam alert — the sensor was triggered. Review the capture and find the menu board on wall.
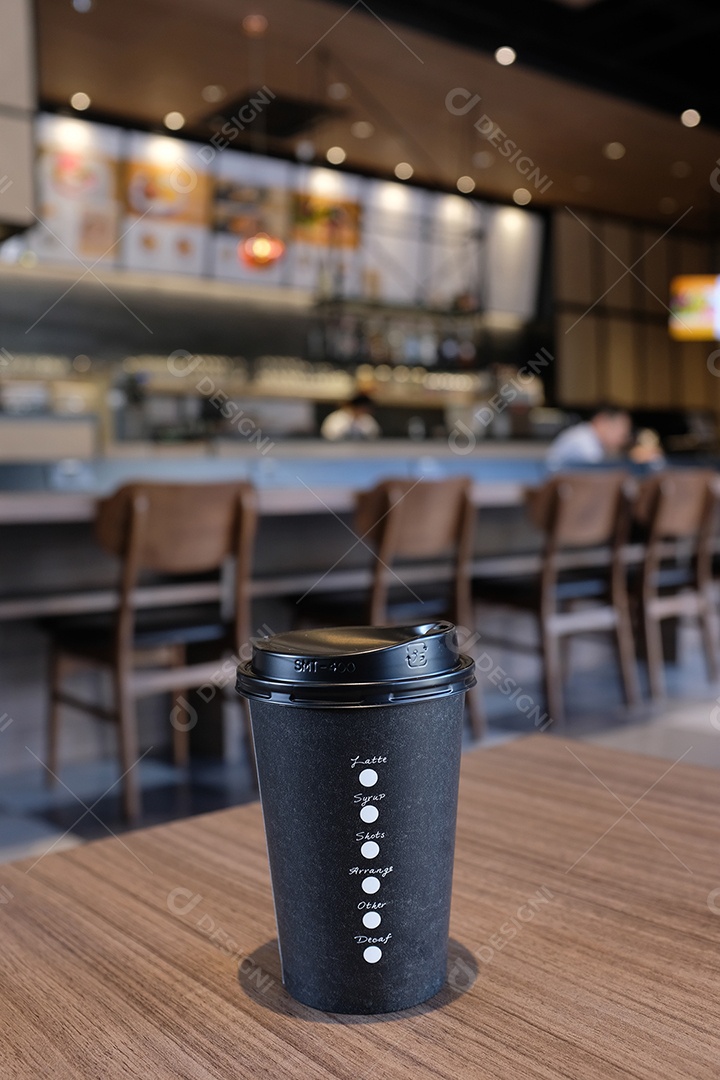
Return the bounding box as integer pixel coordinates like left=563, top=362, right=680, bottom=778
left=211, top=151, right=292, bottom=286
left=484, top=205, right=543, bottom=318
left=33, top=115, right=122, bottom=266
left=118, top=132, right=211, bottom=276
left=20, top=114, right=543, bottom=320
left=292, top=193, right=362, bottom=248
left=359, top=180, right=427, bottom=305
left=287, top=167, right=364, bottom=296
left=425, top=193, right=485, bottom=308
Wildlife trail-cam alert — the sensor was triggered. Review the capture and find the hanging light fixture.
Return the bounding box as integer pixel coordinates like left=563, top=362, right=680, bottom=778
left=239, top=232, right=286, bottom=269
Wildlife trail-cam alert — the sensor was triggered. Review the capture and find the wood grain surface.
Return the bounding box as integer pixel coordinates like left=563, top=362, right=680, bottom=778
left=2, top=735, right=719, bottom=1079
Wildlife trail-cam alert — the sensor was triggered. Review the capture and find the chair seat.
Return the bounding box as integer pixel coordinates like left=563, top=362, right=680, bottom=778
left=626, top=564, right=697, bottom=590
left=41, top=605, right=231, bottom=659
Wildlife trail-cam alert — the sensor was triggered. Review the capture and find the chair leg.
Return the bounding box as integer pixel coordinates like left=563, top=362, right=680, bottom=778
left=170, top=646, right=190, bottom=768
left=615, top=610, right=641, bottom=707
left=559, top=636, right=572, bottom=684
left=115, top=668, right=141, bottom=823
left=46, top=646, right=64, bottom=785
left=542, top=629, right=565, bottom=730
left=465, top=681, right=486, bottom=741
left=643, top=611, right=666, bottom=700
left=699, top=595, right=720, bottom=683
left=170, top=689, right=191, bottom=768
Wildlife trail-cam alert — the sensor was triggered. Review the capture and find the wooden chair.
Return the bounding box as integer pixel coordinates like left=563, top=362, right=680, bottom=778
left=44, top=481, right=258, bottom=822
left=474, top=471, right=640, bottom=729
left=634, top=469, right=719, bottom=698
left=296, top=476, right=485, bottom=737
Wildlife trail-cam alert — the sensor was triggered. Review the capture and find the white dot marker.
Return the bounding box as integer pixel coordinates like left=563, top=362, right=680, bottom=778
left=363, top=946, right=382, bottom=963
left=361, top=841, right=379, bottom=859
left=361, top=877, right=380, bottom=894
left=362, top=911, right=382, bottom=929
left=358, top=769, right=378, bottom=787
left=360, top=805, right=379, bottom=823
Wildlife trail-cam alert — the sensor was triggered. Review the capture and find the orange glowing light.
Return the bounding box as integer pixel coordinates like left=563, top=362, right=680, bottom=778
left=239, top=232, right=286, bottom=268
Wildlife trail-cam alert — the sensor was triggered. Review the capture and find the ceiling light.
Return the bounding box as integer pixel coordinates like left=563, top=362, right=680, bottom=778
left=659, top=197, right=678, bottom=214
left=163, top=111, right=185, bottom=131
left=671, top=161, right=692, bottom=178
left=456, top=176, right=475, bottom=193
left=603, top=141, right=626, bottom=160
left=351, top=121, right=374, bottom=139
left=513, top=188, right=531, bottom=205
left=70, top=92, right=91, bottom=111
left=328, top=82, right=349, bottom=101
left=72, top=0, right=92, bottom=11
left=494, top=46, right=516, bottom=66
left=326, top=146, right=346, bottom=165
left=394, top=162, right=413, bottom=180
left=473, top=150, right=494, bottom=169
left=242, top=14, right=268, bottom=36
left=202, top=85, right=225, bottom=103
left=680, top=108, right=701, bottom=127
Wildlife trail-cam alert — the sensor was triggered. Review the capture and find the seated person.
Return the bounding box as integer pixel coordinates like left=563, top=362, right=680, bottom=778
left=320, top=393, right=381, bottom=441
left=547, top=404, right=663, bottom=468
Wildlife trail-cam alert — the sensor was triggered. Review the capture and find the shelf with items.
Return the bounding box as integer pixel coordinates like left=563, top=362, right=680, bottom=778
left=0, top=355, right=114, bottom=451
left=311, top=299, right=485, bottom=370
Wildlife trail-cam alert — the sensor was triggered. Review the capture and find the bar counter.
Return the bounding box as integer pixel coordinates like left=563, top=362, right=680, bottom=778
left=0, top=440, right=548, bottom=620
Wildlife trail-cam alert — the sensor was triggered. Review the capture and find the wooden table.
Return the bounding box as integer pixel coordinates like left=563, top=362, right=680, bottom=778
left=2, top=736, right=719, bottom=1079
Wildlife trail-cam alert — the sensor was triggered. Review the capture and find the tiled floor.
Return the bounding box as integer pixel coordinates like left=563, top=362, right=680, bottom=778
left=2, top=620, right=718, bottom=864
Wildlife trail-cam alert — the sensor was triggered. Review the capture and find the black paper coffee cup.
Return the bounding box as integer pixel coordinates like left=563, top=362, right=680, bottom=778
left=236, top=621, right=475, bottom=1014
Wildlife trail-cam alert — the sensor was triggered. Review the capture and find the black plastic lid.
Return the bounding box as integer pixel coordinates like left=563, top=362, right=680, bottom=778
left=236, top=621, right=475, bottom=707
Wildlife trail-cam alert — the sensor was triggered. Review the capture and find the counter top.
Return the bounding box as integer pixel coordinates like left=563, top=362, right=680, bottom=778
left=0, top=442, right=548, bottom=520
left=0, top=479, right=529, bottom=526
left=2, top=736, right=718, bottom=1079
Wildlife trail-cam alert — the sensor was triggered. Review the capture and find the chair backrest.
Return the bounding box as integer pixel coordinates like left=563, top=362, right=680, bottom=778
left=95, top=481, right=257, bottom=650
left=354, top=476, right=475, bottom=624
left=355, top=476, right=473, bottom=561
left=526, top=471, right=631, bottom=550
left=96, top=481, right=257, bottom=574
left=635, top=470, right=714, bottom=540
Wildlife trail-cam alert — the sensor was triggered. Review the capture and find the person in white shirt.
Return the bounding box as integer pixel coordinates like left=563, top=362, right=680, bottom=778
left=320, top=393, right=381, bottom=442
left=547, top=404, right=631, bottom=468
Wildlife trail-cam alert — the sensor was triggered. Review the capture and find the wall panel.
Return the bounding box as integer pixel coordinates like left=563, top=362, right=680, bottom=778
left=556, top=311, right=600, bottom=404
left=554, top=209, right=719, bottom=415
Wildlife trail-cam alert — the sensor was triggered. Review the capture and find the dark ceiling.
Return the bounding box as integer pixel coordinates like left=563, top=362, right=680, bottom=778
left=34, top=0, right=720, bottom=230
left=336, top=0, right=720, bottom=129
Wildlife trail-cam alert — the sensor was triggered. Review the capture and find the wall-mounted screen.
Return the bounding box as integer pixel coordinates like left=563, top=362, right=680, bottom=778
left=669, top=275, right=719, bottom=340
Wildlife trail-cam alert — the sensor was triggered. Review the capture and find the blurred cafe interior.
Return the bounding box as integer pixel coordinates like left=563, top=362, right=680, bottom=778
left=3, top=0, right=720, bottom=851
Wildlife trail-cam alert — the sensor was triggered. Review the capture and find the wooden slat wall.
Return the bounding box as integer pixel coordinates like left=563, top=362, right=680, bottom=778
left=553, top=209, right=720, bottom=414
left=555, top=312, right=600, bottom=405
